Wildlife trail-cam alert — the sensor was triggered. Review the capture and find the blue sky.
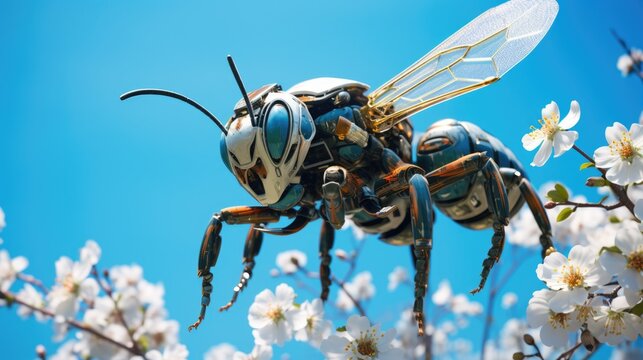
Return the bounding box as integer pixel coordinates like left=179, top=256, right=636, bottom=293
left=1, top=0, right=641, bottom=358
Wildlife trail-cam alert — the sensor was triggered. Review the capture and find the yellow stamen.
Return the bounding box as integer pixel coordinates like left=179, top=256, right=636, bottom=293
left=609, top=131, right=638, bottom=161
left=626, top=251, right=643, bottom=271
left=561, top=264, right=585, bottom=289
left=549, top=312, right=570, bottom=329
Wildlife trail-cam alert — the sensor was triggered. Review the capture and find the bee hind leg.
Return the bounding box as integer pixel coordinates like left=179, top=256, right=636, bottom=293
left=409, top=174, right=434, bottom=337
left=470, top=159, right=510, bottom=294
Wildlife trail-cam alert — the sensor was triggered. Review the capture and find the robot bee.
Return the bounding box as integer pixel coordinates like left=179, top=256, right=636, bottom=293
left=121, top=0, right=559, bottom=335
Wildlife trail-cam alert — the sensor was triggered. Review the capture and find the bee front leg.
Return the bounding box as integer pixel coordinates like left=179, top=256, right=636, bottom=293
left=470, top=159, right=510, bottom=294
left=189, top=215, right=223, bottom=331
left=189, top=206, right=282, bottom=331
left=219, top=225, right=263, bottom=312
left=409, top=174, right=434, bottom=337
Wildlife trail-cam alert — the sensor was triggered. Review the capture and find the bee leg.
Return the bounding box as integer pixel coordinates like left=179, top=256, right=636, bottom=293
left=189, top=215, right=223, bottom=331
left=189, top=206, right=283, bottom=331
left=409, top=174, right=433, bottom=337
left=319, top=221, right=335, bottom=301
left=500, top=168, right=556, bottom=258
left=470, top=159, right=510, bottom=294
left=219, top=225, right=263, bottom=312
left=322, top=166, right=347, bottom=229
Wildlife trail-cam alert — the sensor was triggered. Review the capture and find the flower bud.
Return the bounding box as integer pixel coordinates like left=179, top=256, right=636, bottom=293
left=334, top=249, right=348, bottom=260
left=35, top=345, right=46, bottom=359
left=513, top=352, right=525, bottom=360
left=581, top=329, right=597, bottom=352
left=523, top=334, right=535, bottom=345
left=544, top=201, right=556, bottom=209
left=585, top=177, right=609, bottom=187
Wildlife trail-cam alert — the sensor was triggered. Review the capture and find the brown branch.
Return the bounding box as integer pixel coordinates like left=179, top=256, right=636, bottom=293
left=0, top=289, right=143, bottom=357
left=17, top=273, right=50, bottom=294
left=549, top=200, right=625, bottom=211
left=91, top=267, right=143, bottom=356
left=294, top=264, right=367, bottom=317
left=572, top=145, right=635, bottom=216
left=557, top=341, right=582, bottom=360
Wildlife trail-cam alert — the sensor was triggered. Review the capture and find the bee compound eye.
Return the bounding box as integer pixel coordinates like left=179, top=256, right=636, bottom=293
left=264, top=103, right=291, bottom=162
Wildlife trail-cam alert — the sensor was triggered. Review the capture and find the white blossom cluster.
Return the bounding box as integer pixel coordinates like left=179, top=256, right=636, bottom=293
left=527, top=232, right=642, bottom=348
left=0, top=226, right=186, bottom=360
left=205, top=282, right=401, bottom=360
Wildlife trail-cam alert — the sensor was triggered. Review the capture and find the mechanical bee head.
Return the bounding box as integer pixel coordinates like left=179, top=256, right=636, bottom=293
left=221, top=85, right=315, bottom=207
left=120, top=56, right=315, bottom=209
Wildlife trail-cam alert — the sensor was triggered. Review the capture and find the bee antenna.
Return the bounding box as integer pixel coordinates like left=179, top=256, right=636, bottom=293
left=227, top=55, right=257, bottom=127
left=120, top=89, right=228, bottom=136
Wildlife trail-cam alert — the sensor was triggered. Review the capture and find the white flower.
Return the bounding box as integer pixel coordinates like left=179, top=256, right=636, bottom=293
left=451, top=294, right=483, bottom=316
left=140, top=344, right=189, bottom=360
left=232, top=345, right=272, bottom=360
left=501, top=292, right=518, bottom=310
left=507, top=207, right=542, bottom=247
left=204, top=343, right=237, bottom=360
left=47, top=256, right=99, bottom=318
left=320, top=315, right=403, bottom=360
left=594, top=122, right=643, bottom=185
left=293, top=299, right=332, bottom=348
left=431, top=280, right=453, bottom=306
left=588, top=300, right=642, bottom=345
left=522, top=100, right=580, bottom=167
left=634, top=199, right=643, bottom=231
left=336, top=272, right=375, bottom=311
left=387, top=266, right=408, bottom=291
left=276, top=250, right=307, bottom=274
left=49, top=341, right=78, bottom=360
left=616, top=49, right=643, bottom=77
left=526, top=289, right=581, bottom=348
left=599, top=225, right=643, bottom=292
left=75, top=323, right=132, bottom=360
left=80, top=240, right=101, bottom=266
left=16, top=284, right=46, bottom=321
left=536, top=245, right=611, bottom=312
left=0, top=249, right=28, bottom=291
left=248, top=283, right=300, bottom=346
left=109, top=264, right=143, bottom=290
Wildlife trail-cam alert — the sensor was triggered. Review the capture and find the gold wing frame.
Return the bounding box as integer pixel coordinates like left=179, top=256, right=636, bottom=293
left=362, top=0, right=559, bottom=133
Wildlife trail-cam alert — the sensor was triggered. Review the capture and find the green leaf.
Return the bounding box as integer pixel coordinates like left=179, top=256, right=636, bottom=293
left=556, top=207, right=574, bottom=222
left=555, top=183, right=569, bottom=202
left=579, top=162, right=595, bottom=170
left=599, top=245, right=622, bottom=255
left=609, top=216, right=621, bottom=223
left=630, top=302, right=643, bottom=316
left=292, top=302, right=301, bottom=309
left=336, top=326, right=346, bottom=332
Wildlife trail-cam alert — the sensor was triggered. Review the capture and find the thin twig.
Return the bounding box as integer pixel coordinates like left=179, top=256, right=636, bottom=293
left=17, top=273, right=50, bottom=294
left=549, top=200, right=624, bottom=211
left=294, top=264, right=367, bottom=317
left=480, top=249, right=534, bottom=360
left=0, top=289, right=143, bottom=356
left=572, top=145, right=635, bottom=216
left=611, top=29, right=643, bottom=82
left=91, top=267, right=143, bottom=357
left=557, top=341, right=582, bottom=360
left=343, top=239, right=366, bottom=283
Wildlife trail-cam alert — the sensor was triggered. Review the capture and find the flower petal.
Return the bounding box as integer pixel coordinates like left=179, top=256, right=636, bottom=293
left=594, top=146, right=620, bottom=168
left=542, top=101, right=560, bottom=122
left=599, top=252, right=627, bottom=274
left=553, top=131, right=578, bottom=157
left=558, top=100, right=581, bottom=129
left=605, top=122, right=628, bottom=143
left=346, top=315, right=370, bottom=339
left=522, top=132, right=544, bottom=151
left=531, top=140, right=552, bottom=167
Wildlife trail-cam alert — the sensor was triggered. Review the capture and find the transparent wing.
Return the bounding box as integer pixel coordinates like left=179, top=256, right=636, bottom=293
left=363, top=0, right=558, bottom=133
